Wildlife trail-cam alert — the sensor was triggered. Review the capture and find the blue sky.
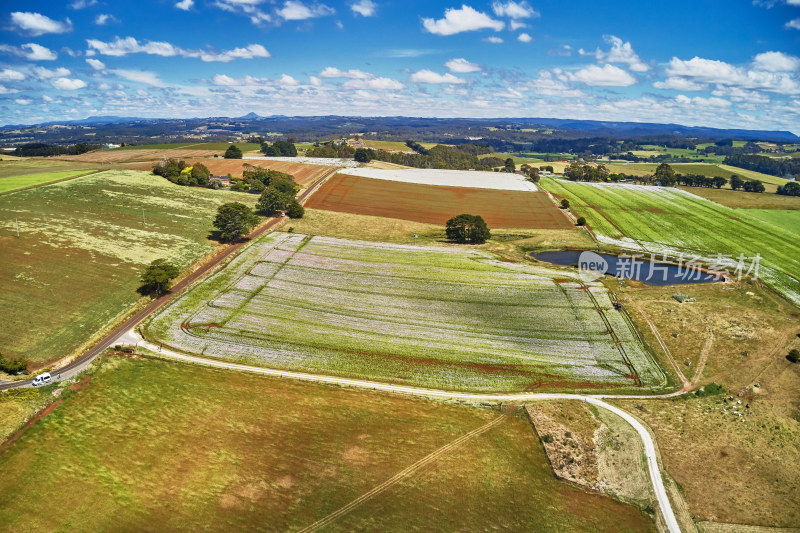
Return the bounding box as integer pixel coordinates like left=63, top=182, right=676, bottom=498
left=1, top=0, right=799, bottom=132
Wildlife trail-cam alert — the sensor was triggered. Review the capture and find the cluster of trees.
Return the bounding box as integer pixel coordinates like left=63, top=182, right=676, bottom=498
left=520, top=164, right=539, bottom=182
left=307, top=141, right=355, bottom=158
left=138, top=259, right=180, bottom=296
left=232, top=166, right=297, bottom=194
left=676, top=174, right=728, bottom=188
left=260, top=140, right=297, bottom=157
left=405, top=140, right=429, bottom=155
left=354, top=144, right=495, bottom=171
left=13, top=142, right=99, bottom=157
left=0, top=352, right=28, bottom=375
left=445, top=214, right=490, bottom=244
left=565, top=163, right=615, bottom=182
left=704, top=141, right=761, bottom=156
left=152, top=159, right=212, bottom=187
left=724, top=154, right=800, bottom=180
left=224, top=145, right=243, bottom=159
left=252, top=171, right=304, bottom=218
left=777, top=182, right=800, bottom=196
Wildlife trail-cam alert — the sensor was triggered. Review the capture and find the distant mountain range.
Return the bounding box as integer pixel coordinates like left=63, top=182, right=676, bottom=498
left=1, top=114, right=797, bottom=144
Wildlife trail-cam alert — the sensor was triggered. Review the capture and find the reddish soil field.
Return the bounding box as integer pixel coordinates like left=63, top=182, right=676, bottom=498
left=119, top=159, right=334, bottom=186
left=305, top=174, right=575, bottom=229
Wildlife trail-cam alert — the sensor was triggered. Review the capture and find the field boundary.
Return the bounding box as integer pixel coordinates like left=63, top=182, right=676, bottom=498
left=0, top=170, right=100, bottom=197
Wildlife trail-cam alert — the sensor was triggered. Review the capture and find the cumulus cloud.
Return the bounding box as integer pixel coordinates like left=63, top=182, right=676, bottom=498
left=320, top=67, right=372, bottom=78
left=279, top=74, right=300, bottom=86
left=491, top=1, right=538, bottom=19
left=445, top=58, right=481, bottom=73
left=33, top=66, right=71, bottom=79
left=51, top=77, right=87, bottom=90
left=580, top=35, right=648, bottom=72
left=518, top=32, right=531, bottom=42
left=343, top=77, right=404, bottom=90
left=0, top=85, right=20, bottom=94
left=410, top=69, right=466, bottom=84
left=214, top=0, right=272, bottom=25
left=15, top=98, right=32, bottom=105
left=113, top=69, right=164, bottom=86
left=423, top=5, right=504, bottom=35
left=175, top=0, right=194, bottom=10
left=0, top=43, right=57, bottom=60
left=87, top=37, right=270, bottom=62
left=653, top=77, right=707, bottom=91
left=86, top=58, right=105, bottom=70
left=94, top=14, right=118, bottom=25
left=752, top=51, right=800, bottom=72
left=529, top=71, right=586, bottom=98
left=0, top=69, right=26, bottom=82
left=277, top=1, right=335, bottom=20
left=212, top=74, right=238, bottom=86
left=665, top=55, right=800, bottom=95
left=349, top=0, right=376, bottom=16
left=565, top=64, right=637, bottom=86
left=70, top=0, right=98, bottom=8
left=483, top=36, right=504, bottom=44
left=786, top=18, right=800, bottom=30
left=10, top=12, right=73, bottom=36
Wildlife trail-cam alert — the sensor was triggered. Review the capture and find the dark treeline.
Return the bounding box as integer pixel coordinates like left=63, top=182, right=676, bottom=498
left=355, top=144, right=495, bottom=170
left=306, top=141, right=355, bottom=158
left=260, top=140, right=297, bottom=157
left=13, top=142, right=99, bottom=157
left=723, top=154, right=800, bottom=180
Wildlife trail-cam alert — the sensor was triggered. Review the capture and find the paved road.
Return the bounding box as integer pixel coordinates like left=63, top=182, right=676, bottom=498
left=0, top=168, right=337, bottom=392
left=132, top=331, right=681, bottom=533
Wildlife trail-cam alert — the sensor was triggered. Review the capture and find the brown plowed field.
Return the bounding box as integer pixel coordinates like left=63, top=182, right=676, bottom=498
left=56, top=149, right=220, bottom=163
left=119, top=158, right=335, bottom=186
left=305, top=174, right=574, bottom=229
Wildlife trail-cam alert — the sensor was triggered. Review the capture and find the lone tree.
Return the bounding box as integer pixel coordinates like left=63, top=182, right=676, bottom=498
left=139, top=259, right=180, bottom=296
left=224, top=145, right=243, bottom=159
left=560, top=198, right=570, bottom=209
left=213, top=202, right=260, bottom=242
left=653, top=163, right=676, bottom=186
left=788, top=349, right=800, bottom=363
left=504, top=158, right=516, bottom=173
left=729, top=174, right=744, bottom=190
left=445, top=214, right=491, bottom=244
left=576, top=216, right=587, bottom=226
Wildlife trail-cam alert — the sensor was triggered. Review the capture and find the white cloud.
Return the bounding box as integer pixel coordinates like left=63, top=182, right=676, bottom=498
left=214, top=0, right=272, bottom=25
left=0, top=43, right=58, bottom=60
left=580, top=35, right=648, bottom=72
left=212, top=74, right=238, bottom=86
left=445, top=58, right=481, bottom=73
left=410, top=69, right=466, bottom=84
left=320, top=67, right=371, bottom=78
left=175, top=0, right=194, bottom=10
left=483, top=36, right=504, bottom=44
left=113, top=69, right=164, bottom=86
left=711, top=86, right=771, bottom=104
left=51, top=77, right=87, bottom=90
left=309, top=75, right=322, bottom=86
left=86, top=58, right=106, bottom=70
left=70, top=0, right=98, bottom=8
left=674, top=94, right=731, bottom=108
left=0, top=85, right=20, bottom=94
left=10, top=12, right=73, bottom=36
left=518, top=32, right=531, bottom=42
left=15, top=98, right=32, bottom=105
left=33, top=66, right=71, bottom=79
left=752, top=51, right=800, bottom=72
left=665, top=55, right=800, bottom=95
left=527, top=71, right=586, bottom=98
left=343, top=77, right=404, bottom=90
left=87, top=37, right=270, bottom=62
left=509, top=20, right=526, bottom=30
left=492, top=1, right=538, bottom=19
left=95, top=14, right=117, bottom=25
left=422, top=5, right=504, bottom=36
left=653, top=77, right=707, bottom=91
left=0, top=69, right=26, bottom=82
left=566, top=64, right=636, bottom=86
left=277, top=1, right=335, bottom=20
left=349, top=0, right=376, bottom=16
left=279, top=74, right=300, bottom=86
left=786, top=18, right=800, bottom=30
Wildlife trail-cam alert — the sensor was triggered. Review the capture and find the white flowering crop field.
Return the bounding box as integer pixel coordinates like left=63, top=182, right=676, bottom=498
left=144, top=233, right=665, bottom=392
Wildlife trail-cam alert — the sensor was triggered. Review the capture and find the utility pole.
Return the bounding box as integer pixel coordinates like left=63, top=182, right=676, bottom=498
left=142, top=208, right=146, bottom=226
left=15, top=217, right=19, bottom=238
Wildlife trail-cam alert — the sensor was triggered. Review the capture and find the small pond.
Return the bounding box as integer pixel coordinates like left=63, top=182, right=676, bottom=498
left=530, top=250, right=723, bottom=286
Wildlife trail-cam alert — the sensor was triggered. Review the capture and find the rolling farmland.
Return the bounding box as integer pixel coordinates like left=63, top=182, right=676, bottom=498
left=542, top=178, right=800, bottom=306
left=145, top=233, right=665, bottom=392
left=305, top=174, right=572, bottom=229
left=0, top=170, right=98, bottom=194
left=183, top=158, right=336, bottom=186
left=0, top=170, right=256, bottom=366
